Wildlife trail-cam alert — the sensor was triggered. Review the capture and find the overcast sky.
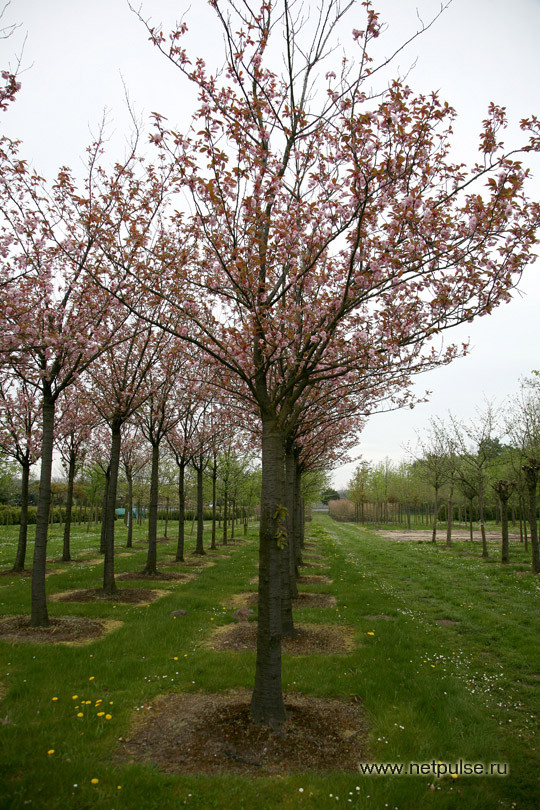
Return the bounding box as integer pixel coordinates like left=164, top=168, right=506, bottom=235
left=2, top=0, right=540, bottom=488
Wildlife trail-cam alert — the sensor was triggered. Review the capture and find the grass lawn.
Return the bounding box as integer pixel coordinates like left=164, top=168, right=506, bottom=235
left=0, top=515, right=539, bottom=809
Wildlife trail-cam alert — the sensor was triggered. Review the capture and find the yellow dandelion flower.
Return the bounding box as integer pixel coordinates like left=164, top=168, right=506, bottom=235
left=105, top=714, right=112, bottom=720
left=173, top=656, right=178, bottom=661
left=109, top=701, right=113, bottom=705
left=97, top=712, right=105, bottom=717
left=89, top=676, right=95, bottom=681
left=367, top=631, right=375, bottom=636
left=51, top=697, right=58, bottom=701
left=91, top=778, right=99, bottom=785
left=47, top=749, right=55, bottom=755
left=72, top=695, right=78, bottom=700
left=77, top=712, right=84, bottom=718
left=117, top=786, right=122, bottom=790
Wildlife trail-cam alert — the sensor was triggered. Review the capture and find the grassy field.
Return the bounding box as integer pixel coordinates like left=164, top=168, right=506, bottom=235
left=0, top=515, right=539, bottom=809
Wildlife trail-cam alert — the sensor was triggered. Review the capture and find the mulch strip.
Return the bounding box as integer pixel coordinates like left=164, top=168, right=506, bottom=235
left=115, top=688, right=369, bottom=776
left=0, top=615, right=123, bottom=645
left=297, top=574, right=333, bottom=585
left=163, top=557, right=217, bottom=568
left=204, top=622, right=355, bottom=654
left=115, top=571, right=196, bottom=583
left=49, top=587, right=169, bottom=605
left=227, top=592, right=337, bottom=610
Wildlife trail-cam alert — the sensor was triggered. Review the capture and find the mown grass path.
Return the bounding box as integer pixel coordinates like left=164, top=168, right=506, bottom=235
left=0, top=516, right=539, bottom=809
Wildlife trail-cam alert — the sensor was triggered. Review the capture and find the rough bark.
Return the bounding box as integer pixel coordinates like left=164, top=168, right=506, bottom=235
left=126, top=472, right=133, bottom=548
left=13, top=461, right=30, bottom=571
left=494, top=480, right=513, bottom=564
left=62, top=450, right=77, bottom=562
left=478, top=475, right=488, bottom=558
left=222, top=488, right=228, bottom=545
left=144, top=440, right=160, bottom=574
left=250, top=416, right=286, bottom=727
left=194, top=457, right=205, bottom=555
left=211, top=453, right=217, bottom=549
left=522, top=461, right=540, bottom=574
left=102, top=421, right=121, bottom=595
left=176, top=462, right=185, bottom=561
left=445, top=484, right=454, bottom=548
left=31, top=388, right=55, bottom=627
left=431, top=487, right=439, bottom=544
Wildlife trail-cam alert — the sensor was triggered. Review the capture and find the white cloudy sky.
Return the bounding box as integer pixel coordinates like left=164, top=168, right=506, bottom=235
left=2, top=0, right=540, bottom=487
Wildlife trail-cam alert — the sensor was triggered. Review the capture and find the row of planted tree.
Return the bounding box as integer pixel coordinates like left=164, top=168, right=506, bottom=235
left=342, top=390, right=540, bottom=570
left=1, top=0, right=540, bottom=726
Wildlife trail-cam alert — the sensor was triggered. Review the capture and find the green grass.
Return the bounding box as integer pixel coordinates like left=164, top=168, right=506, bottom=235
left=0, top=515, right=539, bottom=809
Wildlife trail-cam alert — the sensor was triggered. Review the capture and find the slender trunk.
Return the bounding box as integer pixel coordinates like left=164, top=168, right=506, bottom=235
left=211, top=454, right=217, bottom=549
left=100, top=472, right=110, bottom=554
left=194, top=459, right=205, bottom=555
left=523, top=462, right=540, bottom=574
left=446, top=485, right=454, bottom=548
left=478, top=476, right=488, bottom=558
left=144, top=440, right=160, bottom=574
left=103, top=421, right=122, bottom=595
left=250, top=415, right=286, bottom=726
left=231, top=497, right=236, bottom=540
left=13, top=461, right=30, bottom=572
left=31, top=388, right=55, bottom=627
left=62, top=450, right=76, bottom=562
left=164, top=495, right=169, bottom=539
left=294, top=459, right=303, bottom=567
left=126, top=473, right=133, bottom=548
left=500, top=496, right=510, bottom=564
left=176, top=462, right=185, bottom=561
left=431, top=487, right=439, bottom=544
left=223, top=488, right=228, bottom=545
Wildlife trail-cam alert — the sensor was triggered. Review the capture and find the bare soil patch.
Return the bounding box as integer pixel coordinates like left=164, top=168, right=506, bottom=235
left=227, top=592, right=337, bottom=610
left=204, top=622, right=355, bottom=654
left=116, top=688, right=369, bottom=776
left=49, top=587, right=169, bottom=605
left=116, top=571, right=196, bottom=584
left=163, top=557, right=217, bottom=568
left=372, top=528, right=521, bottom=543
left=435, top=619, right=460, bottom=626
left=0, top=615, right=123, bottom=645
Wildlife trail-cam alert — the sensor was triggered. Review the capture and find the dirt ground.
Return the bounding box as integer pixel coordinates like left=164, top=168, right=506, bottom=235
left=115, top=688, right=369, bottom=776
left=204, top=621, right=356, bottom=654
left=371, top=528, right=521, bottom=543
left=0, top=615, right=123, bottom=645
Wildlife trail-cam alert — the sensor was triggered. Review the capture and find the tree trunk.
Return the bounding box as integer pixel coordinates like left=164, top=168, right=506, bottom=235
left=62, top=449, right=77, bottom=562
left=523, top=461, right=540, bottom=574
left=194, top=458, right=205, bottom=555
left=176, top=462, right=185, bottom=561
left=126, top=472, right=133, bottom=548
left=431, top=487, right=439, bottom=544
left=478, top=475, right=488, bottom=558
left=446, top=485, right=454, bottom=548
left=100, top=471, right=110, bottom=554
left=164, top=495, right=169, bottom=539
left=250, top=415, right=286, bottom=727
left=102, top=421, right=122, bottom=595
left=211, top=453, right=217, bottom=549
left=13, top=461, right=30, bottom=572
left=31, top=388, right=55, bottom=627
left=144, top=440, right=160, bottom=574
left=223, top=488, right=228, bottom=545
